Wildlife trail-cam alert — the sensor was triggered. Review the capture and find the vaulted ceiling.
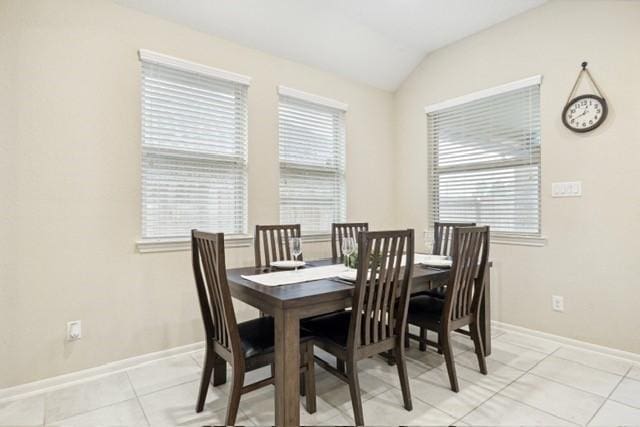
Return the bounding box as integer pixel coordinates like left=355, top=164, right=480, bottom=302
left=114, top=0, right=546, bottom=90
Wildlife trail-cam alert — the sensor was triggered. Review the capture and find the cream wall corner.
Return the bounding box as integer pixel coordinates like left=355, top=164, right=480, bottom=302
left=393, top=0, right=640, bottom=354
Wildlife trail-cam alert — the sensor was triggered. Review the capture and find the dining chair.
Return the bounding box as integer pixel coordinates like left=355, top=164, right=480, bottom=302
left=413, top=221, right=476, bottom=351
left=432, top=222, right=476, bottom=256
left=304, top=229, right=415, bottom=426
left=331, top=222, right=369, bottom=261
left=191, top=230, right=316, bottom=425
left=254, top=224, right=302, bottom=269
left=406, top=226, right=489, bottom=392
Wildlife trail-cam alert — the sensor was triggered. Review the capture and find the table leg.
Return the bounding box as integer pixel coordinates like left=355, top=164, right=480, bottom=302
left=479, top=266, right=491, bottom=356
left=274, top=309, right=300, bottom=427
left=212, top=352, right=227, bottom=386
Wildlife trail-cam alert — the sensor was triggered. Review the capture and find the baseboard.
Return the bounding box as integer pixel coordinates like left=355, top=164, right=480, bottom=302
left=3, top=323, right=639, bottom=404
left=492, top=320, right=640, bottom=364
left=0, top=341, right=205, bottom=403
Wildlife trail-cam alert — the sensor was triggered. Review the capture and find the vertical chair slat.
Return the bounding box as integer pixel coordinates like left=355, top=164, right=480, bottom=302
left=331, top=222, right=369, bottom=261
left=254, top=225, right=301, bottom=268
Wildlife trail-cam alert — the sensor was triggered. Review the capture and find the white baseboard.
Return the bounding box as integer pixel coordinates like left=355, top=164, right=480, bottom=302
left=492, top=320, right=640, bottom=364
left=0, top=341, right=205, bottom=403
left=2, top=322, right=639, bottom=404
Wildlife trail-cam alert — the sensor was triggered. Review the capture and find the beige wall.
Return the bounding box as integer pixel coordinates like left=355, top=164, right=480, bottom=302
left=395, top=0, right=640, bottom=354
left=0, top=0, right=395, bottom=387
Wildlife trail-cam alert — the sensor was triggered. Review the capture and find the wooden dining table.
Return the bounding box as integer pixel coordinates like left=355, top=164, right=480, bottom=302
left=221, top=257, right=492, bottom=427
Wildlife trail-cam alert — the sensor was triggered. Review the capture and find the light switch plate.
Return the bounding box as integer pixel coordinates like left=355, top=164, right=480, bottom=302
left=552, top=181, right=582, bottom=197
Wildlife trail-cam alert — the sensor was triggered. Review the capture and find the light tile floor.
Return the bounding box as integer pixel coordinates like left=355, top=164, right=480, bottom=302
left=2, top=328, right=640, bottom=426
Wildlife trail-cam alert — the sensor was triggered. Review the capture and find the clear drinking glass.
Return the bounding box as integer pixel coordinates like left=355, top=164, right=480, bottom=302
left=289, top=237, right=302, bottom=272
left=341, top=237, right=356, bottom=267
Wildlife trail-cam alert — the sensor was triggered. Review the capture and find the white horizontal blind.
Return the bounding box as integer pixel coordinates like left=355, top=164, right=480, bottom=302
left=140, top=59, right=248, bottom=239
left=279, top=95, right=346, bottom=233
left=428, top=83, right=541, bottom=235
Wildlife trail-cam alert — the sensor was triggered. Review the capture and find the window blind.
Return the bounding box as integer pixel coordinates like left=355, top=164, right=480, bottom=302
left=427, top=80, right=541, bottom=235
left=140, top=54, right=248, bottom=239
left=279, top=90, right=346, bottom=234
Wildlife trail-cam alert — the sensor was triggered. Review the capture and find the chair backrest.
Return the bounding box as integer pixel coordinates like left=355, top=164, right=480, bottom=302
left=433, top=222, right=476, bottom=256
left=254, top=224, right=302, bottom=268
left=443, top=226, right=490, bottom=325
left=192, top=230, right=241, bottom=359
left=349, top=229, right=414, bottom=352
left=331, top=222, right=369, bottom=260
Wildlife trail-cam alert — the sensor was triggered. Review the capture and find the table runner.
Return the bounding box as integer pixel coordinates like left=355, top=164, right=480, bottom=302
left=241, top=264, right=351, bottom=287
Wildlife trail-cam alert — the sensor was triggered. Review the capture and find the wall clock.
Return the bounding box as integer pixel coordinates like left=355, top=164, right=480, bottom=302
left=562, top=62, right=608, bottom=133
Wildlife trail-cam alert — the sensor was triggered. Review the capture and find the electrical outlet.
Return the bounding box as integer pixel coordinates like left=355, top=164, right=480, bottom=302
left=67, top=320, right=82, bottom=341
left=552, top=296, right=564, bottom=312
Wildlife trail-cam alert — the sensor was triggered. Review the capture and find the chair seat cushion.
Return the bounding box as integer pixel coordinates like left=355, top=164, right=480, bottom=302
left=407, top=295, right=444, bottom=327
left=302, top=310, right=352, bottom=347
left=238, top=317, right=312, bottom=359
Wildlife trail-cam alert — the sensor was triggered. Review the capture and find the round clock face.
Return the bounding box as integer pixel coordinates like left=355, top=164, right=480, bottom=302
left=562, top=94, right=608, bottom=133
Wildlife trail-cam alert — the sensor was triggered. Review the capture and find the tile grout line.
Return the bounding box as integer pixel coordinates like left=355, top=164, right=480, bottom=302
left=405, top=343, right=528, bottom=423
left=497, top=332, right=637, bottom=377
left=125, top=371, right=151, bottom=427
left=41, top=375, right=137, bottom=426
left=455, top=347, right=582, bottom=426
left=453, top=356, right=534, bottom=424
left=585, top=365, right=634, bottom=426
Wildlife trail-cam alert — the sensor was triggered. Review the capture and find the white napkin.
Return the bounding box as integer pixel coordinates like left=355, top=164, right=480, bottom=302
left=241, top=264, right=350, bottom=287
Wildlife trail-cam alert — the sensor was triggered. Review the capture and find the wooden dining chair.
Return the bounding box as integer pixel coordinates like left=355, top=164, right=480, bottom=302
left=191, top=230, right=316, bottom=425
left=304, top=229, right=415, bottom=426
left=413, top=221, right=476, bottom=351
left=432, top=222, right=476, bottom=256
left=331, top=222, right=369, bottom=261
left=406, top=226, right=490, bottom=392
left=254, top=224, right=302, bottom=269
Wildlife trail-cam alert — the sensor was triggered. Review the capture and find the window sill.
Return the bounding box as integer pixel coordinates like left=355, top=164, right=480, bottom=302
left=136, top=234, right=253, bottom=253
left=301, top=233, right=331, bottom=243
left=491, top=234, right=547, bottom=247
left=136, top=232, right=332, bottom=253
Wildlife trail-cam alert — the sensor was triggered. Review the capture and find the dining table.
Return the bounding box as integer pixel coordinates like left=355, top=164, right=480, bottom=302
left=221, top=256, right=492, bottom=427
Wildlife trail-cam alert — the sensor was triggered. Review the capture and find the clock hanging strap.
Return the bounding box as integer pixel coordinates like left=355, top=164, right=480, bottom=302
left=566, top=62, right=605, bottom=104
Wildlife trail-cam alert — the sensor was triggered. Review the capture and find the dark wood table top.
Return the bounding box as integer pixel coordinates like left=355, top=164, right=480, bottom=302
left=226, top=257, right=450, bottom=312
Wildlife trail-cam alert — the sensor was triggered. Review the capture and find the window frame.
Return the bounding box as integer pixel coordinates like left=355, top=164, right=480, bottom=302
left=137, top=50, right=251, bottom=248
left=425, top=76, right=546, bottom=246
left=277, top=86, right=348, bottom=235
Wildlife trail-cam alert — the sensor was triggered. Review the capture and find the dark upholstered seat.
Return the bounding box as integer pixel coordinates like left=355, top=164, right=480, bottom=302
left=407, top=295, right=445, bottom=326
left=303, top=311, right=352, bottom=347
left=239, top=316, right=313, bottom=358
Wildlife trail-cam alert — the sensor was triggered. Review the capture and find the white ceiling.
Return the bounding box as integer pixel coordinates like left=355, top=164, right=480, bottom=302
left=114, top=0, right=546, bottom=91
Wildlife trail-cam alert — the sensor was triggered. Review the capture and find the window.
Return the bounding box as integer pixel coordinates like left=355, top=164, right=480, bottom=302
left=139, top=50, right=249, bottom=240
left=278, top=86, right=347, bottom=234
left=426, top=76, right=541, bottom=236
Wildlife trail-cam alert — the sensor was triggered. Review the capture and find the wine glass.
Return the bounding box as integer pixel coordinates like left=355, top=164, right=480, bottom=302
left=289, top=237, right=302, bottom=272
left=341, top=237, right=356, bottom=267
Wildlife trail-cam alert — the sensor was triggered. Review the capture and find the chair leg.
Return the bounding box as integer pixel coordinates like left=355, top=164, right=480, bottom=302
left=346, top=358, right=365, bottom=426
left=196, top=346, right=214, bottom=412
left=304, top=342, right=317, bottom=413
left=442, top=331, right=459, bottom=392
left=419, top=328, right=427, bottom=352
left=470, top=321, right=488, bottom=375
left=212, top=352, right=227, bottom=386
left=337, top=359, right=345, bottom=374
left=386, top=350, right=396, bottom=366
left=437, top=331, right=443, bottom=354
left=225, top=366, right=244, bottom=426
left=405, top=331, right=410, bottom=348
left=394, top=342, right=413, bottom=411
